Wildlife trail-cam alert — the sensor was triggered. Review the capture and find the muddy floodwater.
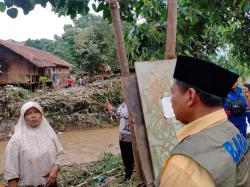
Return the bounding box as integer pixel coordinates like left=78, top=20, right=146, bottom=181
left=0, top=127, right=120, bottom=174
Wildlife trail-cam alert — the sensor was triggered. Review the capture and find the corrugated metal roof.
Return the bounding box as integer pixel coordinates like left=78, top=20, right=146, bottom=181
left=0, top=39, right=74, bottom=68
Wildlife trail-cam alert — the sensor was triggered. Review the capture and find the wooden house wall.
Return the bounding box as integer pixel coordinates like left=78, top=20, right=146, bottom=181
left=47, top=66, right=70, bottom=86
left=0, top=46, right=71, bottom=86
left=0, top=46, right=40, bottom=85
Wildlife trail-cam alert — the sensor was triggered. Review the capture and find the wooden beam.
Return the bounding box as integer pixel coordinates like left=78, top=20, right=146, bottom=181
left=122, top=76, right=154, bottom=186
left=108, top=0, right=154, bottom=185
left=108, top=0, right=130, bottom=77
left=165, top=0, right=178, bottom=59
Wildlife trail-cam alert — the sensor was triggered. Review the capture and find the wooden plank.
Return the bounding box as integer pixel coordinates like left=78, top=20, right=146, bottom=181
left=135, top=60, right=182, bottom=185
left=165, top=0, right=178, bottom=59
left=122, top=76, right=154, bottom=186
left=126, top=115, right=143, bottom=182
left=108, top=0, right=130, bottom=77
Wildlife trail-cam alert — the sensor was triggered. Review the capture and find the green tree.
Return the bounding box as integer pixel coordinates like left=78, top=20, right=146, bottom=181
left=2, top=0, right=250, bottom=75
left=74, top=14, right=102, bottom=28
left=25, top=38, right=55, bottom=53
left=73, top=15, right=117, bottom=72
left=53, top=39, right=77, bottom=66
left=25, top=37, right=76, bottom=66
left=24, top=14, right=118, bottom=73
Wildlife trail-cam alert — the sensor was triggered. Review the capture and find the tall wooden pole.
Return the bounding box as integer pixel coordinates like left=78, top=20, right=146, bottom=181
left=108, top=0, right=130, bottom=77
left=165, top=0, right=178, bottom=59
left=108, top=0, right=145, bottom=183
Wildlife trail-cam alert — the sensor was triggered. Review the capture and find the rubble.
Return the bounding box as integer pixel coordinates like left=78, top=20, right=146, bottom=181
left=0, top=77, right=141, bottom=186
left=0, top=77, right=122, bottom=137
left=0, top=153, right=139, bottom=186
left=0, top=85, right=31, bottom=119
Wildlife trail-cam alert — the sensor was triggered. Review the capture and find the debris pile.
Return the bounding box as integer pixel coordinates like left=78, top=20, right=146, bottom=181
left=35, top=77, right=122, bottom=131
left=57, top=153, right=139, bottom=187
left=0, top=153, right=139, bottom=186
left=0, top=85, right=32, bottom=138
left=0, top=85, right=31, bottom=120
left=0, top=77, right=122, bottom=136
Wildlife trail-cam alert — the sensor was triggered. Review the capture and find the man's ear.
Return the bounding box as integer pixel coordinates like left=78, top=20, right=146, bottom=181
left=186, top=88, right=198, bottom=107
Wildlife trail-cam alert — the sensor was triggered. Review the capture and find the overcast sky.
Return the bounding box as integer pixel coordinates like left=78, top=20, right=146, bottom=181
left=0, top=2, right=97, bottom=42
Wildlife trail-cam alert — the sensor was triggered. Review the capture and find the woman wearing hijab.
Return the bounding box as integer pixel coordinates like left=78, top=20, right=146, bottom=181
left=3, top=101, right=64, bottom=187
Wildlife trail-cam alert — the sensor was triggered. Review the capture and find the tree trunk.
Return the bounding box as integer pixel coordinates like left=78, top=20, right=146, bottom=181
left=165, top=0, right=178, bottom=59
left=108, top=0, right=130, bottom=77
left=108, top=0, right=145, bottom=183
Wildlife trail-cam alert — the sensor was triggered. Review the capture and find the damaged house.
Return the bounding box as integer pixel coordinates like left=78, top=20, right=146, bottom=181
left=0, top=39, right=73, bottom=89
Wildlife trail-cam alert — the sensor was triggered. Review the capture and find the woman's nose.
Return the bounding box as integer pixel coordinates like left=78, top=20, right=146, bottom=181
left=31, top=113, right=36, bottom=118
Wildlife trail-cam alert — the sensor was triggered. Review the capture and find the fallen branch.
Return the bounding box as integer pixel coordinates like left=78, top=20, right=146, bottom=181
left=76, top=166, right=122, bottom=187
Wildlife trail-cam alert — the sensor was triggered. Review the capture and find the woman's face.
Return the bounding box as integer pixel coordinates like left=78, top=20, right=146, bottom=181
left=24, top=107, right=42, bottom=128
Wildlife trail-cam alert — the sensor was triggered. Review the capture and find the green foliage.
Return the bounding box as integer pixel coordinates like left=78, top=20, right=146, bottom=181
left=25, top=14, right=117, bottom=73
left=84, top=153, right=123, bottom=186
left=90, top=153, right=123, bottom=175
left=73, top=17, right=117, bottom=72
left=213, top=51, right=250, bottom=81
left=25, top=37, right=77, bottom=67
left=125, top=21, right=165, bottom=65
left=60, top=14, right=118, bottom=72
left=57, top=153, right=123, bottom=186
left=121, top=0, right=250, bottom=76
left=53, top=39, right=77, bottom=66
left=0, top=2, right=6, bottom=12
left=0, top=85, right=32, bottom=120
left=53, top=0, right=91, bottom=18
left=4, top=0, right=250, bottom=76
left=25, top=38, right=55, bottom=52
left=90, top=78, right=122, bottom=106
left=6, top=7, right=18, bottom=18
left=73, top=13, right=101, bottom=28
left=18, top=88, right=31, bottom=99
left=226, top=2, right=250, bottom=63
left=39, top=76, right=48, bottom=91
left=2, top=0, right=49, bottom=17
left=0, top=177, right=6, bottom=185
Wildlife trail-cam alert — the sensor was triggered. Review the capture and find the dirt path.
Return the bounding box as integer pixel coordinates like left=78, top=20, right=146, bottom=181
left=0, top=127, right=120, bottom=173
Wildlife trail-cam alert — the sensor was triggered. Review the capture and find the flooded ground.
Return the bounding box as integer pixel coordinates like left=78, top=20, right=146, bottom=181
left=0, top=127, right=120, bottom=174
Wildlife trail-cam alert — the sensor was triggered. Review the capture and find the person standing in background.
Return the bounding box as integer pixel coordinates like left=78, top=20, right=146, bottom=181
left=224, top=80, right=250, bottom=137
left=67, top=75, right=73, bottom=88
left=79, top=75, right=86, bottom=86
left=242, top=83, right=250, bottom=108
left=104, top=101, right=134, bottom=181
left=51, top=72, right=57, bottom=88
